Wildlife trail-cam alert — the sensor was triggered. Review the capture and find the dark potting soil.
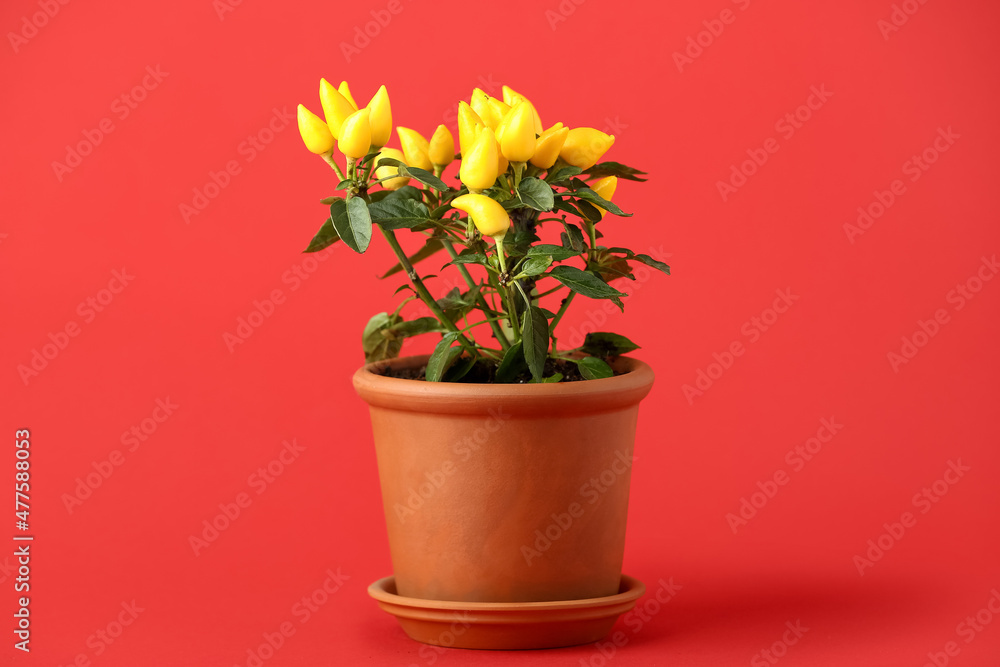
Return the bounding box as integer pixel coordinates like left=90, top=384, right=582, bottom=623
left=375, top=357, right=622, bottom=383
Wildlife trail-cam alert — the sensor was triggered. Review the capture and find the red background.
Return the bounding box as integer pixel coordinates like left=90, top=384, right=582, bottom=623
left=3, top=0, right=999, bottom=664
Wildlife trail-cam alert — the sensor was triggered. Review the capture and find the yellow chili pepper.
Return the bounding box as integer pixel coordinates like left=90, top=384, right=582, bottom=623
left=559, top=127, right=615, bottom=170
left=366, top=85, right=392, bottom=148
left=529, top=123, right=568, bottom=169
left=451, top=194, right=510, bottom=239
left=457, top=101, right=485, bottom=157
left=396, top=127, right=432, bottom=171
left=338, top=108, right=372, bottom=159
left=495, top=131, right=509, bottom=175
left=499, top=101, right=537, bottom=163
left=297, top=104, right=335, bottom=154
left=487, top=98, right=511, bottom=127
left=338, top=81, right=358, bottom=110
left=428, top=125, right=455, bottom=167
left=471, top=90, right=508, bottom=131
left=319, top=78, right=356, bottom=139
left=501, top=85, right=543, bottom=135
left=375, top=147, right=410, bottom=190
left=591, top=175, right=618, bottom=218
left=459, top=126, right=499, bottom=192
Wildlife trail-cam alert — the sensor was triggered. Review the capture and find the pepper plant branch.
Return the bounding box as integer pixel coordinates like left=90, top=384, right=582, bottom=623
left=442, top=241, right=511, bottom=350
left=321, top=151, right=346, bottom=181
left=548, top=291, right=576, bottom=353
left=377, top=226, right=475, bottom=349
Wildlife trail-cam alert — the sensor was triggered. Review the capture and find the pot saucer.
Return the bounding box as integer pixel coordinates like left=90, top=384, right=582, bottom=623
left=367, top=574, right=645, bottom=650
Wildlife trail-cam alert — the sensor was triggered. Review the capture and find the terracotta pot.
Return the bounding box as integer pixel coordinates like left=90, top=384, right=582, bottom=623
left=353, top=354, right=654, bottom=604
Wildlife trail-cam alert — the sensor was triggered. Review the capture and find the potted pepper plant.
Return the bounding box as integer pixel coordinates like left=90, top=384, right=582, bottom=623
left=295, top=79, right=669, bottom=650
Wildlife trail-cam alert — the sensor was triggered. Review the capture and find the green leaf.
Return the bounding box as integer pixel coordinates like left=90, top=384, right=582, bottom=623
left=426, top=334, right=462, bottom=382
left=385, top=185, right=426, bottom=202
left=399, top=165, right=450, bottom=191
left=519, top=256, right=552, bottom=278
left=549, top=265, right=627, bottom=310
left=387, top=317, right=442, bottom=338
left=435, top=287, right=466, bottom=310
left=362, top=312, right=402, bottom=362
left=495, top=342, right=527, bottom=383
left=442, top=249, right=487, bottom=268
left=380, top=238, right=445, bottom=278
left=368, top=198, right=434, bottom=230
left=304, top=217, right=341, bottom=253
left=534, top=373, right=563, bottom=383
left=358, top=150, right=381, bottom=166
left=577, top=199, right=603, bottom=223
left=444, top=354, right=476, bottom=382
left=583, top=161, right=649, bottom=182
left=521, top=304, right=550, bottom=382
left=559, top=223, right=586, bottom=252
left=319, top=195, right=343, bottom=205
left=527, top=244, right=580, bottom=261
left=330, top=198, right=372, bottom=254
left=335, top=179, right=352, bottom=191
left=517, top=177, right=555, bottom=211
left=546, top=166, right=583, bottom=183
left=574, top=187, right=630, bottom=216
left=501, top=198, right=528, bottom=211
left=635, top=253, right=671, bottom=275
left=375, top=156, right=404, bottom=169
left=436, top=285, right=481, bottom=319
left=509, top=227, right=541, bottom=253
left=581, top=332, right=640, bottom=358
left=554, top=199, right=583, bottom=218
left=577, top=356, right=614, bottom=380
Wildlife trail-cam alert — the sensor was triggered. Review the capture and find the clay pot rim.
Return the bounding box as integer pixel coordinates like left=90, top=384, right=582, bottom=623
left=353, top=354, right=654, bottom=416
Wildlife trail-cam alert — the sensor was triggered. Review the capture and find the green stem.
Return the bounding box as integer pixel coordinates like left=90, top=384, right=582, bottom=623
left=322, top=151, right=346, bottom=181
left=494, top=238, right=520, bottom=342
left=377, top=225, right=474, bottom=351
left=534, top=284, right=565, bottom=298
left=488, top=266, right=519, bottom=344
left=548, top=291, right=576, bottom=353
left=442, top=241, right=511, bottom=350
left=512, top=161, right=526, bottom=190
left=585, top=219, right=598, bottom=264
left=514, top=280, right=532, bottom=306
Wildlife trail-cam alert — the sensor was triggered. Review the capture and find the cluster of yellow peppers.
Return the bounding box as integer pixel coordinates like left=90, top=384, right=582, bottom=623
left=297, top=81, right=619, bottom=243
